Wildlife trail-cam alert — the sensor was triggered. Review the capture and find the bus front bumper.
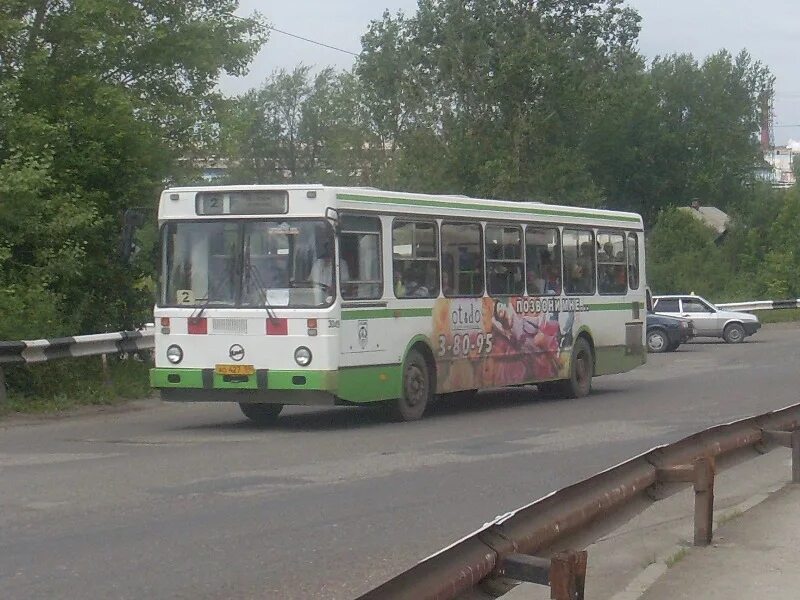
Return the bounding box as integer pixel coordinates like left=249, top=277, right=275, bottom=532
left=150, top=368, right=338, bottom=405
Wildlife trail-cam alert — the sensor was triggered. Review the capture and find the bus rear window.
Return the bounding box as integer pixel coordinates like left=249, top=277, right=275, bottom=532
left=196, top=191, right=288, bottom=215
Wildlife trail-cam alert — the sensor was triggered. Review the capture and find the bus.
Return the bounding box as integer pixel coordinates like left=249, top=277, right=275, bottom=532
left=151, top=185, right=646, bottom=423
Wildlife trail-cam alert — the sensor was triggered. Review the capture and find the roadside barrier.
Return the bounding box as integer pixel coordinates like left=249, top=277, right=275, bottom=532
left=716, top=299, right=800, bottom=312
left=357, top=402, right=800, bottom=600
left=0, top=327, right=154, bottom=404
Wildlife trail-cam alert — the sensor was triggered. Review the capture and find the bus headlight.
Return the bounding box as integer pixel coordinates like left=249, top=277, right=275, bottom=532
left=294, top=346, right=312, bottom=367
left=166, top=345, right=183, bottom=364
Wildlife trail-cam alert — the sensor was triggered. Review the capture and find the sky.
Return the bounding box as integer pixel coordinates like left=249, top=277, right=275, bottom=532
left=220, top=0, right=800, bottom=145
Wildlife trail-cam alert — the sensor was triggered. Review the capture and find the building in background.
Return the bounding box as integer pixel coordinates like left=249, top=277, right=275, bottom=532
left=679, top=201, right=730, bottom=242
left=759, top=144, right=796, bottom=188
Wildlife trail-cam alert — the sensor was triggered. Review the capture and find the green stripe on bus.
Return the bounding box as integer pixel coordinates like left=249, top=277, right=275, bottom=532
left=336, top=193, right=641, bottom=223
left=150, top=368, right=204, bottom=388
left=594, top=345, right=646, bottom=375
left=585, top=301, right=642, bottom=311
left=268, top=370, right=337, bottom=391
left=342, top=303, right=639, bottom=319
left=337, top=364, right=402, bottom=403
left=342, top=307, right=433, bottom=320
left=150, top=368, right=337, bottom=391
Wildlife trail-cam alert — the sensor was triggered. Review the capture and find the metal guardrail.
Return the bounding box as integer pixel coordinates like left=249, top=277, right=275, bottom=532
left=716, top=299, right=800, bottom=312
left=0, top=326, right=154, bottom=404
left=0, top=327, right=154, bottom=366
left=358, top=402, right=800, bottom=600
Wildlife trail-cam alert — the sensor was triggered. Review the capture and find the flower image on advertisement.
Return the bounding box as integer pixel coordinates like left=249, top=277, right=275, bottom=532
left=431, top=296, right=578, bottom=392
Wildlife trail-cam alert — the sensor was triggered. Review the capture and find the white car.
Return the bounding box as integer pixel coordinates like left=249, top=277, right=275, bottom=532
left=652, top=294, right=761, bottom=344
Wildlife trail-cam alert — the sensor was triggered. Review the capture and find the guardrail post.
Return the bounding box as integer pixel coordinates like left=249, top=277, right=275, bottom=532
left=0, top=366, right=7, bottom=406
left=100, top=353, right=112, bottom=389
left=655, top=457, right=715, bottom=547
left=760, top=429, right=800, bottom=484
left=693, top=456, right=714, bottom=547
left=499, top=550, right=587, bottom=599
left=549, top=551, right=587, bottom=600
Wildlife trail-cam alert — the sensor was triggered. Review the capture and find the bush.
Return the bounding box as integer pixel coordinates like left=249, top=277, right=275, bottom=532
left=2, top=355, right=152, bottom=415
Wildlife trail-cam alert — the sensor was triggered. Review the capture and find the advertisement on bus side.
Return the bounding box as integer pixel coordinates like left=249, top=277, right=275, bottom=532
left=432, top=296, right=584, bottom=391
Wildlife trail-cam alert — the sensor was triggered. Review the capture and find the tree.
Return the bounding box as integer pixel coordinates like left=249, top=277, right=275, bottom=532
left=583, top=50, right=774, bottom=225
left=357, top=0, right=642, bottom=202
left=219, top=66, right=371, bottom=185
left=0, top=1, right=268, bottom=337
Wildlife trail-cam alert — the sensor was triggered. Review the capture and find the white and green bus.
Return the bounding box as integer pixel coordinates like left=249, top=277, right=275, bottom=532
left=151, top=185, right=646, bottom=423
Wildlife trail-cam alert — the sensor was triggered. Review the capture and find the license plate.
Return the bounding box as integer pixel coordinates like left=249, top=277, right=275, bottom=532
left=215, top=364, right=255, bottom=376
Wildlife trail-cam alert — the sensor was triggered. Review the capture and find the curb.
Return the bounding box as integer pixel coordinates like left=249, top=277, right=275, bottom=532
left=607, top=480, right=787, bottom=600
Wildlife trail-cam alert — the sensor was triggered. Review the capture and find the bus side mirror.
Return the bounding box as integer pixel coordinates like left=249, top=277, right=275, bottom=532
left=325, top=207, right=340, bottom=233
left=646, top=287, right=653, bottom=311
left=121, top=208, right=146, bottom=264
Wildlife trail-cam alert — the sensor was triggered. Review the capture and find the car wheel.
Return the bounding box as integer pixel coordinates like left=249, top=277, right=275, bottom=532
left=239, top=402, right=283, bottom=425
left=390, top=349, right=433, bottom=421
left=723, top=322, right=745, bottom=344
left=647, top=328, right=669, bottom=353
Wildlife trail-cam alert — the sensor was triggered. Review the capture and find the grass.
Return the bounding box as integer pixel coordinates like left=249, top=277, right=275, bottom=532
left=755, top=308, right=800, bottom=324
left=1, top=355, right=153, bottom=416
left=665, top=547, right=690, bottom=568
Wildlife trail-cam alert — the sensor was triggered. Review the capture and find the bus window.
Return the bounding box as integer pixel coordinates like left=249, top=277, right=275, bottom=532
left=525, top=227, right=561, bottom=295
left=597, top=231, right=627, bottom=295
left=441, top=223, right=484, bottom=297
left=628, top=232, right=640, bottom=290
left=340, top=215, right=383, bottom=300
left=392, top=220, right=439, bottom=298
left=485, top=224, right=524, bottom=296
left=563, top=229, right=595, bottom=295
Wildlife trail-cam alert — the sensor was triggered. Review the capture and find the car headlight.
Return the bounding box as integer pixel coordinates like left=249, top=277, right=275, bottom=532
left=294, top=346, right=312, bottom=367
left=166, top=344, right=183, bottom=364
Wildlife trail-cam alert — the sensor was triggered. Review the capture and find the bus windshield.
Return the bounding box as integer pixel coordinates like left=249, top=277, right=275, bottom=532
left=162, top=219, right=336, bottom=308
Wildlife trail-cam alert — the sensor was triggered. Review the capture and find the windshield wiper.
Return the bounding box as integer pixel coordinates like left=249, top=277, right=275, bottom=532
left=191, top=266, right=237, bottom=320
left=242, top=247, right=278, bottom=322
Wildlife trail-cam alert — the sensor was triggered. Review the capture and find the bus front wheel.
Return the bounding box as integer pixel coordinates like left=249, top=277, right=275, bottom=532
left=391, top=349, right=432, bottom=421
left=239, top=402, right=283, bottom=425
left=539, top=337, right=593, bottom=399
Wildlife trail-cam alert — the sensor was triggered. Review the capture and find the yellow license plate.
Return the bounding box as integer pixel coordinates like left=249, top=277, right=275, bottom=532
left=215, top=364, right=255, bottom=376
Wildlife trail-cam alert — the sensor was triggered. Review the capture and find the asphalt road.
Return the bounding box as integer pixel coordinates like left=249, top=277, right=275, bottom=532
left=1, top=324, right=799, bottom=600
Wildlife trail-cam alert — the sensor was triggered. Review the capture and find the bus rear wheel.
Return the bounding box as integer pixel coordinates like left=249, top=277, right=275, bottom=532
left=391, top=349, right=432, bottom=421
left=538, top=337, right=593, bottom=399
left=239, top=402, right=283, bottom=425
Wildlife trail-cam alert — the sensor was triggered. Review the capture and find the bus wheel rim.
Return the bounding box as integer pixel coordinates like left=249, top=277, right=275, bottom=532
left=405, top=364, right=426, bottom=407
left=575, top=352, right=589, bottom=387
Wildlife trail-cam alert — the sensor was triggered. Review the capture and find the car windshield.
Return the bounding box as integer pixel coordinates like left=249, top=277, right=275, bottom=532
left=161, top=219, right=336, bottom=308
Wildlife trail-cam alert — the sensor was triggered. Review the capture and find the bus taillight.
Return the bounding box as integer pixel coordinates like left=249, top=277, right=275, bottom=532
left=307, top=319, right=318, bottom=337
left=188, top=317, right=207, bottom=335
left=266, top=318, right=288, bottom=335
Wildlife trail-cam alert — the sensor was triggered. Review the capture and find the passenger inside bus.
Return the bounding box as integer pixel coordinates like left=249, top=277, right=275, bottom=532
left=395, top=261, right=431, bottom=297
left=309, top=238, right=346, bottom=291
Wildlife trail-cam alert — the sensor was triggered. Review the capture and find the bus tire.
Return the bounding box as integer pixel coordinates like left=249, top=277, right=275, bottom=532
left=539, top=337, right=593, bottom=399
left=391, top=349, right=432, bottom=421
left=239, top=402, right=283, bottom=425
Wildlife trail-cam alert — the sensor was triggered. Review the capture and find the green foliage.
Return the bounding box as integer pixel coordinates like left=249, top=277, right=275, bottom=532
left=646, top=209, right=727, bottom=297
left=357, top=0, right=641, bottom=203
left=646, top=186, right=800, bottom=302
left=0, top=1, right=268, bottom=343
left=217, top=66, right=371, bottom=185
left=2, top=356, right=152, bottom=415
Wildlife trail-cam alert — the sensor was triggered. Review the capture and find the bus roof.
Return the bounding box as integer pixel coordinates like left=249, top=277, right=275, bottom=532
left=161, top=184, right=644, bottom=228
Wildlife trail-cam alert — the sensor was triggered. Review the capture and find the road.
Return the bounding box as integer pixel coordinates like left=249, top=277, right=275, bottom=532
left=1, top=324, right=798, bottom=599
